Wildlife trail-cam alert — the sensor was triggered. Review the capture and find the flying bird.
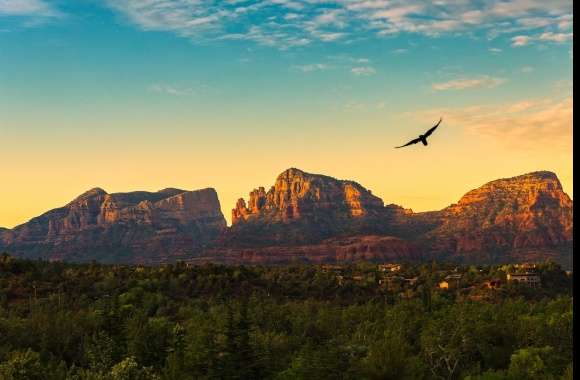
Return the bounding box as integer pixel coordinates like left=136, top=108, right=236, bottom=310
left=395, top=118, right=442, bottom=148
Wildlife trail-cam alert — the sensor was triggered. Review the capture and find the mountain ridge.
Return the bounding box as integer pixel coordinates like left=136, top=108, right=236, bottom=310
left=0, top=168, right=573, bottom=267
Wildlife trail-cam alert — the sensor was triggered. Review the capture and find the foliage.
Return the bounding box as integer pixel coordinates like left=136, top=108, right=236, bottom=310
left=0, top=255, right=573, bottom=379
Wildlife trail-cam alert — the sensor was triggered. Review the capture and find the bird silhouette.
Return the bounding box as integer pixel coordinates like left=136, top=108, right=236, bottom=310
left=395, top=118, right=442, bottom=148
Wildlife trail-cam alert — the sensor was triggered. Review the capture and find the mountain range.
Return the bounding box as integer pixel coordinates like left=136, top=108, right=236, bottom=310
left=0, top=168, right=573, bottom=268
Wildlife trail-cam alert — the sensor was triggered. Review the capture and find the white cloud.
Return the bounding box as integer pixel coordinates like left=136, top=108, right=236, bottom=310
left=344, top=101, right=368, bottom=111
left=391, top=48, right=408, bottom=54
left=104, top=0, right=573, bottom=49
left=511, top=35, right=531, bottom=46
left=539, top=32, right=573, bottom=42
left=488, top=47, right=502, bottom=53
left=317, top=32, right=346, bottom=42
left=0, top=0, right=54, bottom=16
left=0, top=0, right=62, bottom=25
left=371, top=5, right=423, bottom=20
left=432, top=75, right=506, bottom=91
left=351, top=66, right=376, bottom=76
left=520, top=66, right=534, bottom=73
left=313, top=9, right=345, bottom=27
left=148, top=83, right=196, bottom=96
left=292, top=63, right=329, bottom=72
left=511, top=31, right=572, bottom=47
left=432, top=76, right=506, bottom=91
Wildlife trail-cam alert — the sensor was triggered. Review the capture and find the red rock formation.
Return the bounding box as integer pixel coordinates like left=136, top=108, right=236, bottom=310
left=232, top=168, right=384, bottom=224
left=0, top=169, right=572, bottom=267
left=197, top=235, right=420, bottom=265
left=224, top=169, right=572, bottom=266
left=426, top=171, right=573, bottom=260
left=0, top=187, right=226, bottom=263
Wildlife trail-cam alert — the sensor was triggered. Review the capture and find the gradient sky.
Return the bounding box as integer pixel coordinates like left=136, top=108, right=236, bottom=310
left=0, top=0, right=573, bottom=227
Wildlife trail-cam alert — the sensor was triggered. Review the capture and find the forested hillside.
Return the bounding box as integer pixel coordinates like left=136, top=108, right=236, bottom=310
left=0, top=254, right=573, bottom=379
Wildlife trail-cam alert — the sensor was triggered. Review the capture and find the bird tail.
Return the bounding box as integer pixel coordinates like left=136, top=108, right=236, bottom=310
left=421, top=137, right=428, bottom=146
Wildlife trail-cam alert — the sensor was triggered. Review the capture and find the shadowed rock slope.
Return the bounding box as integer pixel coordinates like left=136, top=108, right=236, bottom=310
left=211, top=169, right=572, bottom=266
left=227, top=168, right=402, bottom=246
left=423, top=171, right=573, bottom=266
left=0, top=187, right=226, bottom=263
left=0, top=169, right=572, bottom=267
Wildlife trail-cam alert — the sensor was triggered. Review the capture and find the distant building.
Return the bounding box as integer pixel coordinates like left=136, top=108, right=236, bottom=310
left=403, top=277, right=418, bottom=286
left=514, top=263, right=537, bottom=270
left=507, top=272, right=541, bottom=287
left=321, top=264, right=344, bottom=274
left=379, top=275, right=403, bottom=288
left=378, top=263, right=401, bottom=272
left=437, top=274, right=462, bottom=290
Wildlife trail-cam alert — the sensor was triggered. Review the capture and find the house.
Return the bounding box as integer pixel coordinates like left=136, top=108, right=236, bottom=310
left=403, top=277, right=418, bottom=286
left=321, top=264, right=344, bottom=274
left=379, top=275, right=404, bottom=291
left=378, top=263, right=402, bottom=272
left=514, top=263, right=537, bottom=270
left=507, top=271, right=541, bottom=287
left=446, top=274, right=462, bottom=286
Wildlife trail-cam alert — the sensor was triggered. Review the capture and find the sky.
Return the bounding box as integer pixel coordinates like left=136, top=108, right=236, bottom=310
left=0, top=0, right=573, bottom=227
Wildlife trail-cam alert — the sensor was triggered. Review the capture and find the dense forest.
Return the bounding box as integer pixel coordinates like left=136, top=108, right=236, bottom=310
left=0, top=253, right=573, bottom=379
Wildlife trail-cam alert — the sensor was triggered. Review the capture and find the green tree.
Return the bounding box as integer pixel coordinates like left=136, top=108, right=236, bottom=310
left=110, top=357, right=159, bottom=380
left=0, top=349, right=44, bottom=380
left=507, top=346, right=558, bottom=380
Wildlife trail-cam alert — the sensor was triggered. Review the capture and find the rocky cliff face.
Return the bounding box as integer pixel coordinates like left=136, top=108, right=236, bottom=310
left=228, top=168, right=389, bottom=245
left=424, top=171, right=573, bottom=264
left=197, top=235, right=421, bottom=265
left=232, top=168, right=384, bottom=223
left=0, top=169, right=572, bottom=267
left=221, top=169, right=572, bottom=266
left=0, top=187, right=226, bottom=263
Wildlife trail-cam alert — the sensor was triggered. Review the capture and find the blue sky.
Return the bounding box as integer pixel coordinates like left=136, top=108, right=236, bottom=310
left=0, top=0, right=573, bottom=227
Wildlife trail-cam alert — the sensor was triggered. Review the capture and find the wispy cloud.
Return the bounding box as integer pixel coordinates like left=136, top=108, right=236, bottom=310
left=538, top=31, right=573, bottom=42
left=417, top=97, right=572, bottom=151
left=148, top=83, right=196, bottom=96
left=511, top=35, right=531, bottom=46
left=520, top=66, right=534, bottom=73
left=104, top=0, right=573, bottom=49
left=512, top=30, right=572, bottom=47
left=0, top=0, right=54, bottom=16
left=351, top=66, right=376, bottom=76
left=292, top=63, right=329, bottom=72
left=0, top=0, right=62, bottom=25
left=391, top=48, right=408, bottom=55
left=432, top=75, right=506, bottom=91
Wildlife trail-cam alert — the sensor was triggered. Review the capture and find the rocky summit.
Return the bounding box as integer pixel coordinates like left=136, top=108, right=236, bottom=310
left=425, top=171, right=573, bottom=265
left=227, top=168, right=391, bottom=246
left=0, top=187, right=226, bottom=263
left=0, top=169, right=573, bottom=267
left=219, top=168, right=572, bottom=267
left=232, top=168, right=385, bottom=224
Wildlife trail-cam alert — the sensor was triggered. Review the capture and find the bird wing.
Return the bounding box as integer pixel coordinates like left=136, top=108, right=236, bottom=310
left=423, top=117, right=442, bottom=137
left=395, top=137, right=422, bottom=148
